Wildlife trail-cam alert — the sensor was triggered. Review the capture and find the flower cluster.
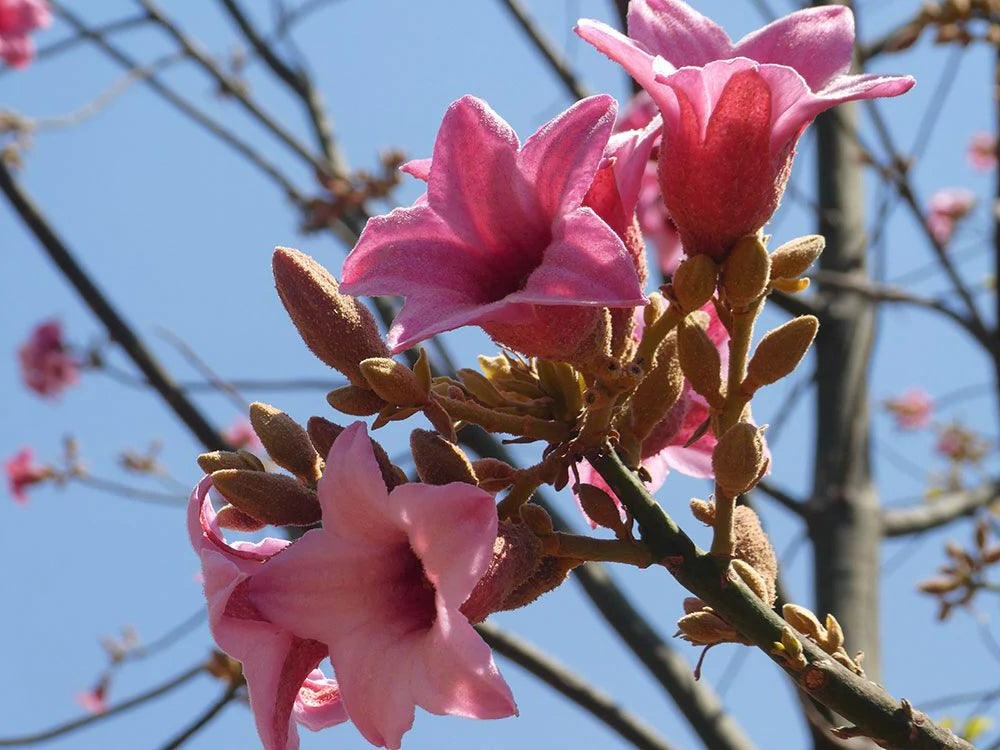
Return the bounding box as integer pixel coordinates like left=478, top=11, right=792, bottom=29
left=0, top=0, right=49, bottom=68
left=18, top=320, right=79, bottom=398
left=188, top=2, right=914, bottom=747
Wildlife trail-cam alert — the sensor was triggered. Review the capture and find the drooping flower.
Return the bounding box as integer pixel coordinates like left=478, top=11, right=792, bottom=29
left=0, top=0, right=50, bottom=68
left=18, top=320, right=79, bottom=398
left=75, top=681, right=109, bottom=715
left=188, top=477, right=349, bottom=750
left=884, top=388, right=933, bottom=430
left=576, top=0, right=914, bottom=259
left=5, top=446, right=51, bottom=503
left=926, top=188, right=976, bottom=245
left=340, top=95, right=646, bottom=363
left=968, top=131, right=997, bottom=172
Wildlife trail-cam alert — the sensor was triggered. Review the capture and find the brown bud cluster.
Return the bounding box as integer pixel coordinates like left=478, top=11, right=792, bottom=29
left=782, top=603, right=863, bottom=675
left=918, top=518, right=1000, bottom=620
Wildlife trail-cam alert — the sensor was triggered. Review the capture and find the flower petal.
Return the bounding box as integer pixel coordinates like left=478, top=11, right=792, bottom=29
left=574, top=20, right=668, bottom=99
left=293, top=668, right=349, bottom=732
left=518, top=94, right=618, bottom=216
left=733, top=5, right=854, bottom=89
left=627, top=0, right=732, bottom=67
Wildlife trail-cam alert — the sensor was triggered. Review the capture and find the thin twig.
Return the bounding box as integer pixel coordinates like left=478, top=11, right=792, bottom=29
left=881, top=479, right=1000, bottom=536
left=497, top=0, right=590, bottom=101
left=477, top=622, right=677, bottom=750
left=755, top=479, right=809, bottom=518
left=75, top=475, right=186, bottom=507
left=0, top=663, right=205, bottom=746
left=157, top=683, right=241, bottom=750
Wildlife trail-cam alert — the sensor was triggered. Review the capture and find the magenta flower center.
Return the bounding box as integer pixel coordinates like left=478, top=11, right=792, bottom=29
left=389, top=544, right=438, bottom=632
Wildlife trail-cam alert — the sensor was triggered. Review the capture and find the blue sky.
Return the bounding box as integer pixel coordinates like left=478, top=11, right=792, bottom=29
left=3, top=1, right=999, bottom=748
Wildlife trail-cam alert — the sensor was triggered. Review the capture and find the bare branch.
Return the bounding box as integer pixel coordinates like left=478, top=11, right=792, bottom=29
left=881, top=480, right=1000, bottom=537
left=755, top=479, right=809, bottom=518
left=157, top=683, right=241, bottom=750
left=477, top=622, right=678, bottom=750
left=497, top=0, right=590, bottom=101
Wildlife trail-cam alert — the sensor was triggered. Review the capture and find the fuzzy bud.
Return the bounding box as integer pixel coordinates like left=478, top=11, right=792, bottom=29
left=712, top=422, right=768, bottom=496
left=249, top=402, right=322, bottom=483
left=629, top=332, right=684, bottom=443
left=497, top=555, right=580, bottom=611
left=518, top=504, right=554, bottom=536
left=272, top=247, right=389, bottom=386
left=460, top=520, right=544, bottom=623
left=359, top=357, right=428, bottom=406
left=782, top=603, right=826, bottom=641
left=197, top=450, right=265, bottom=474
left=575, top=483, right=626, bottom=533
left=671, top=254, right=718, bottom=311
left=215, top=503, right=266, bottom=531
left=676, top=610, right=740, bottom=645
left=471, top=458, right=517, bottom=493
left=410, top=429, right=477, bottom=485
left=210, top=469, right=321, bottom=526
left=731, top=558, right=770, bottom=602
left=677, top=311, right=724, bottom=408
left=769, top=235, right=824, bottom=280
left=722, top=235, right=770, bottom=309
left=306, top=416, right=406, bottom=490
left=692, top=499, right=777, bottom=604
left=744, top=316, right=819, bottom=392
left=326, top=384, right=386, bottom=416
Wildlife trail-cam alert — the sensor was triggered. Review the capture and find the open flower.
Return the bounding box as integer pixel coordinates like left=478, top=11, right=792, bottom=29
left=968, top=132, right=997, bottom=172
left=191, top=422, right=515, bottom=749
left=576, top=0, right=914, bottom=258
left=884, top=388, right=933, bottom=430
left=340, top=95, right=646, bottom=362
left=189, top=477, right=348, bottom=750
left=926, top=188, right=976, bottom=245
left=0, top=0, right=50, bottom=68
left=18, top=320, right=79, bottom=398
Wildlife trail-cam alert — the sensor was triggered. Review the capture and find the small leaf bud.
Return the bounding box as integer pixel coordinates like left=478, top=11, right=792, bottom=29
left=769, top=235, right=824, bottom=280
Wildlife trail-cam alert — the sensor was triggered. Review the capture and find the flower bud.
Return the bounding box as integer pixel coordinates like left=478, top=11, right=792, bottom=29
left=629, top=331, right=684, bottom=442
left=210, top=469, right=321, bottom=526
left=671, top=254, right=718, bottom=311
left=712, top=422, right=768, bottom=496
left=782, top=603, right=826, bottom=641
left=306, top=416, right=406, bottom=490
left=769, top=235, right=824, bottom=280
left=473, top=458, right=518, bottom=493
left=518, top=503, right=554, bottom=536
left=272, top=247, right=388, bottom=386
left=197, top=449, right=265, bottom=474
left=677, top=311, right=724, bottom=408
left=410, top=429, right=477, bottom=485
left=215, top=503, right=266, bottom=531
left=722, top=235, right=770, bottom=309
left=359, top=357, right=428, bottom=406
left=744, top=316, right=819, bottom=392
left=326, top=384, right=387, bottom=416
left=461, top=520, right=543, bottom=623
left=249, top=402, right=322, bottom=483
left=676, top=610, right=740, bottom=645
left=575, top=483, right=626, bottom=533
left=497, top=555, right=580, bottom=611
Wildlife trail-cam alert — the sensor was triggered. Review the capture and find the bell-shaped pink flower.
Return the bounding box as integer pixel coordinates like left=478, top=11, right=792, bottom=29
left=576, top=0, right=914, bottom=258
left=242, top=422, right=516, bottom=749
left=18, top=320, right=79, bottom=398
left=926, top=188, right=976, bottom=245
left=0, top=0, right=50, bottom=68
left=188, top=477, right=349, bottom=750
left=340, top=95, right=646, bottom=361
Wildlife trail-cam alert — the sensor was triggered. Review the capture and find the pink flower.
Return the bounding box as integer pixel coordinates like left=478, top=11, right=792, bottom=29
left=188, top=477, right=349, bottom=750
left=968, top=132, right=997, bottom=172
left=926, top=188, right=976, bottom=245
left=190, top=422, right=515, bottom=749
left=224, top=418, right=263, bottom=452
left=18, top=320, right=79, bottom=398
left=340, top=95, right=646, bottom=361
left=5, top=447, right=50, bottom=504
left=0, top=0, right=50, bottom=68
left=75, top=682, right=109, bottom=715
left=576, top=1, right=914, bottom=258
left=884, top=388, right=933, bottom=430
left=575, top=304, right=727, bottom=525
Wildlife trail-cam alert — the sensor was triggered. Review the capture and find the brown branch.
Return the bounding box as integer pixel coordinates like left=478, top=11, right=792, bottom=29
left=755, top=479, right=809, bottom=518
left=881, top=480, right=1000, bottom=537
left=49, top=2, right=307, bottom=207
left=497, top=0, right=590, bottom=101
left=0, top=663, right=205, bottom=747
left=157, top=682, right=241, bottom=750
left=0, top=162, right=230, bottom=452
left=477, top=623, right=677, bottom=750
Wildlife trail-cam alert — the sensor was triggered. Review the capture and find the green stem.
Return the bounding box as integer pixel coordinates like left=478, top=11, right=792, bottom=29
left=435, top=395, right=568, bottom=443
left=587, top=446, right=973, bottom=750
left=719, top=300, right=762, bottom=435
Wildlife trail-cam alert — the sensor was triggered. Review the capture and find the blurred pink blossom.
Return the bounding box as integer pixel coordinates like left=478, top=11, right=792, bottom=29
left=18, top=320, right=79, bottom=398
left=884, top=388, right=933, bottom=430
left=926, top=188, right=976, bottom=245
left=968, top=132, right=998, bottom=171
left=576, top=0, right=914, bottom=258
left=0, top=0, right=50, bottom=68
left=341, top=95, right=646, bottom=362
left=75, top=682, right=108, bottom=715
left=5, top=446, right=50, bottom=503
left=223, top=418, right=263, bottom=452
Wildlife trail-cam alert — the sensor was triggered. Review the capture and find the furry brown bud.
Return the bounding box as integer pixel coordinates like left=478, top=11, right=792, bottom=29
left=249, top=402, right=322, bottom=483
left=359, top=357, right=428, bottom=406
left=677, top=311, right=724, bottom=408
left=410, top=429, right=477, bottom=485
left=744, top=316, right=819, bottom=392
left=769, top=235, right=824, bottom=280
left=671, top=254, right=718, bottom=311
left=712, top=422, right=768, bottom=496
left=326, top=384, right=386, bottom=416
left=211, top=469, right=321, bottom=526
left=722, top=235, right=770, bottom=309
left=197, top=450, right=265, bottom=474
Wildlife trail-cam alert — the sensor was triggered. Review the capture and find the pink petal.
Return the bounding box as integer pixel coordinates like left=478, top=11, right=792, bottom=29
left=733, top=5, right=854, bottom=89
left=391, top=481, right=498, bottom=605
left=511, top=209, right=646, bottom=307
left=627, top=0, right=731, bottom=67
left=427, top=95, right=548, bottom=254
left=574, top=20, right=667, bottom=98
left=293, top=668, right=348, bottom=732
left=518, top=95, right=618, bottom=216
left=400, top=158, right=431, bottom=181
